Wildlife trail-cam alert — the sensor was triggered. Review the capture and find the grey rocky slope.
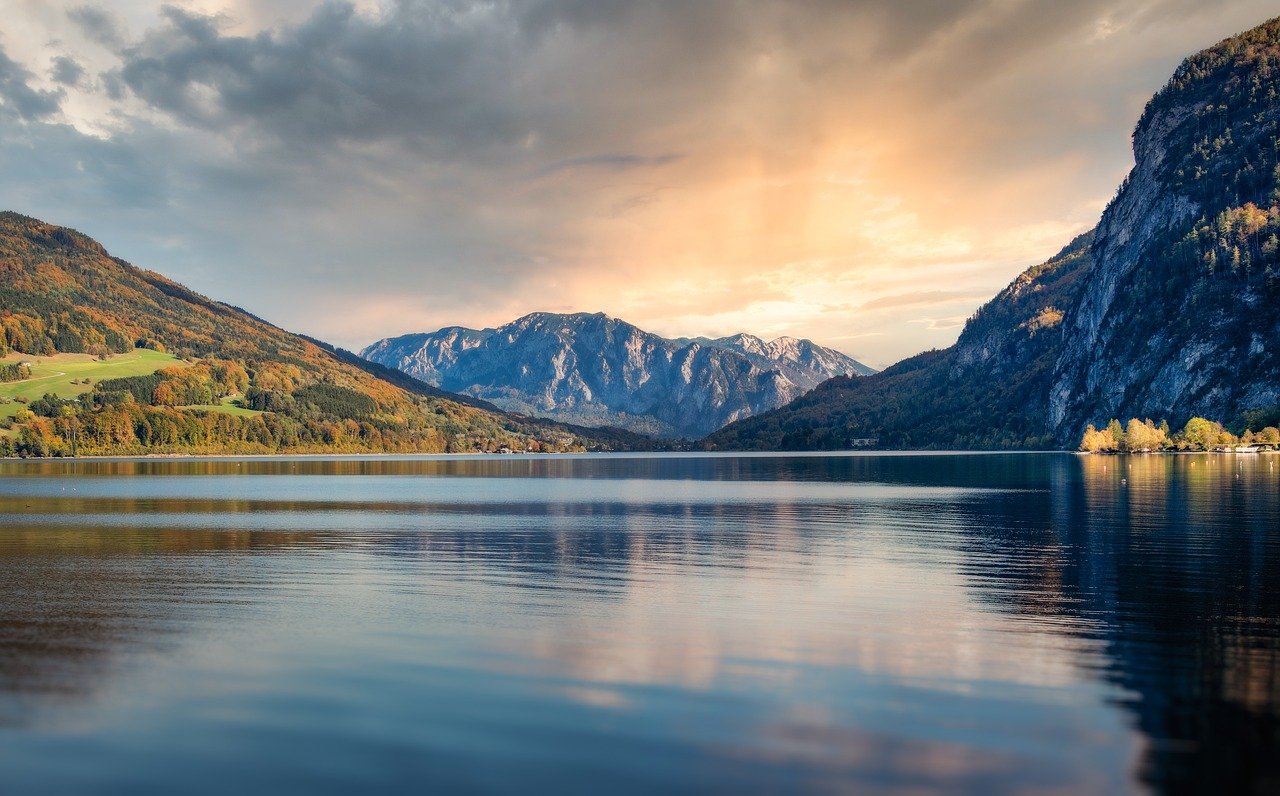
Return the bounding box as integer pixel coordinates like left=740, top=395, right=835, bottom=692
left=360, top=312, right=872, bottom=437
left=1045, top=19, right=1280, bottom=438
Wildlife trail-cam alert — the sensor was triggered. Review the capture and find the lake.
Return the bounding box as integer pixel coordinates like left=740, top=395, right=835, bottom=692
left=0, top=452, right=1277, bottom=794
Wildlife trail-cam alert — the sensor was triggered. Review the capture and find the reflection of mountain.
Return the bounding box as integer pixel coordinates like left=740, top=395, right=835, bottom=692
left=1071, top=456, right=1280, bottom=794
left=950, top=455, right=1280, bottom=794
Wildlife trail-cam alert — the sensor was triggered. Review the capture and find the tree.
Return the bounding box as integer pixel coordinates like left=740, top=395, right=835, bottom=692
left=1106, top=418, right=1125, bottom=449
left=1080, top=423, right=1119, bottom=452
left=1081, top=425, right=1105, bottom=451
left=1125, top=418, right=1167, bottom=451
left=59, top=404, right=78, bottom=457
left=1182, top=417, right=1221, bottom=450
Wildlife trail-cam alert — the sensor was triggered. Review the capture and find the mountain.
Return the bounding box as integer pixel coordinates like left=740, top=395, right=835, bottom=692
left=679, top=333, right=877, bottom=382
left=0, top=212, right=647, bottom=455
left=708, top=17, right=1280, bottom=450
left=361, top=312, right=872, bottom=438
left=1046, top=20, right=1280, bottom=437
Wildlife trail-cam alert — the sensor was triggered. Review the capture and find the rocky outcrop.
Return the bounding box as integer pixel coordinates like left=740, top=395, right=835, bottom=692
left=361, top=312, right=871, bottom=437
left=685, top=333, right=877, bottom=384
left=1046, top=107, right=1199, bottom=433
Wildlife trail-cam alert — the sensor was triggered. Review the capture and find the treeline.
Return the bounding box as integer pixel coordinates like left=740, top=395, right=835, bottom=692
left=0, top=401, right=529, bottom=458
left=1080, top=417, right=1280, bottom=452
left=1, top=393, right=588, bottom=458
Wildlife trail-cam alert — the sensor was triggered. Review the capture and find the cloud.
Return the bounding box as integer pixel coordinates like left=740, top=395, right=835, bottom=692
left=536, top=152, right=683, bottom=177
left=0, top=0, right=1277, bottom=370
left=49, top=56, right=86, bottom=87
left=858, top=291, right=989, bottom=312
left=0, top=45, right=63, bottom=120
left=67, top=4, right=126, bottom=48
left=910, top=315, right=969, bottom=331
left=111, top=2, right=540, bottom=157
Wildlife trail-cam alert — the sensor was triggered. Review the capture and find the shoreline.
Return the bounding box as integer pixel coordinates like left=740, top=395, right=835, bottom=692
left=0, top=448, right=1244, bottom=462
left=1077, top=449, right=1279, bottom=455
left=1, top=448, right=1274, bottom=462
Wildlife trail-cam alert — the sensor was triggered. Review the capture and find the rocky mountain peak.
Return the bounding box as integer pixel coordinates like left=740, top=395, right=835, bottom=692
left=361, top=312, right=873, bottom=438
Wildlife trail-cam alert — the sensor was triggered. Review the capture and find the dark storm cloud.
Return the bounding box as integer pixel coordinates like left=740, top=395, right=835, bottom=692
left=113, top=2, right=534, bottom=156
left=100, top=0, right=1086, bottom=161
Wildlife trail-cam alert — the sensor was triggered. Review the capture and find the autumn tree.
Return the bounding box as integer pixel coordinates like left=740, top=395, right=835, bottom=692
left=1080, top=424, right=1115, bottom=452
left=1124, top=418, right=1168, bottom=451
left=1181, top=417, right=1222, bottom=450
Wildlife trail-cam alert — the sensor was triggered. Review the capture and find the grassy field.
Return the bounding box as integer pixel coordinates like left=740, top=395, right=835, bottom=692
left=183, top=395, right=264, bottom=417
left=0, top=349, right=185, bottom=419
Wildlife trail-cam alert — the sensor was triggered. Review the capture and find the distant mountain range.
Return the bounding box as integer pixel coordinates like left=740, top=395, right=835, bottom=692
left=361, top=312, right=873, bottom=437
left=708, top=17, right=1280, bottom=450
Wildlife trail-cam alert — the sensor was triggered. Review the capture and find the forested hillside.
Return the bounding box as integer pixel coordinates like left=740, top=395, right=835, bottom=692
left=0, top=212, right=640, bottom=456
left=1048, top=18, right=1280, bottom=435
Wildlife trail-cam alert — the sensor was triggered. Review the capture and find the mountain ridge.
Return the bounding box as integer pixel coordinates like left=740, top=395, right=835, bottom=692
left=361, top=311, right=872, bottom=438
left=706, top=232, right=1093, bottom=449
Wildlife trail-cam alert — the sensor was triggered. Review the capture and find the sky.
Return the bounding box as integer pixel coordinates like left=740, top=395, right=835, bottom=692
left=0, top=1, right=1276, bottom=368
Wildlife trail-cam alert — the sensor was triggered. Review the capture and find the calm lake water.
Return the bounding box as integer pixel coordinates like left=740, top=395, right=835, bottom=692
left=0, top=452, right=1277, bottom=794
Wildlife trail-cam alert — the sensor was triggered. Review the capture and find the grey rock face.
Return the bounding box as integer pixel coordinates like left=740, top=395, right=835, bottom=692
left=360, top=312, right=872, bottom=437
left=1048, top=104, right=1202, bottom=437
left=1045, top=42, right=1280, bottom=442
left=684, top=333, right=878, bottom=385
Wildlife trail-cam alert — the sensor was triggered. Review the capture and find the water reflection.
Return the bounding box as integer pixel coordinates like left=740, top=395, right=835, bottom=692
left=0, top=453, right=1276, bottom=793
left=1069, top=455, right=1280, bottom=794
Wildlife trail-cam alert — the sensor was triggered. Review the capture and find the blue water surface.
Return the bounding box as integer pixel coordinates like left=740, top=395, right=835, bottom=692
left=0, top=452, right=1276, bottom=794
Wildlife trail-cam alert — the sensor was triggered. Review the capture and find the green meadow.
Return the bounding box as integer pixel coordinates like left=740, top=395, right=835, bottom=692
left=196, top=395, right=264, bottom=417
left=0, top=349, right=185, bottom=419
left=0, top=351, right=264, bottom=419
